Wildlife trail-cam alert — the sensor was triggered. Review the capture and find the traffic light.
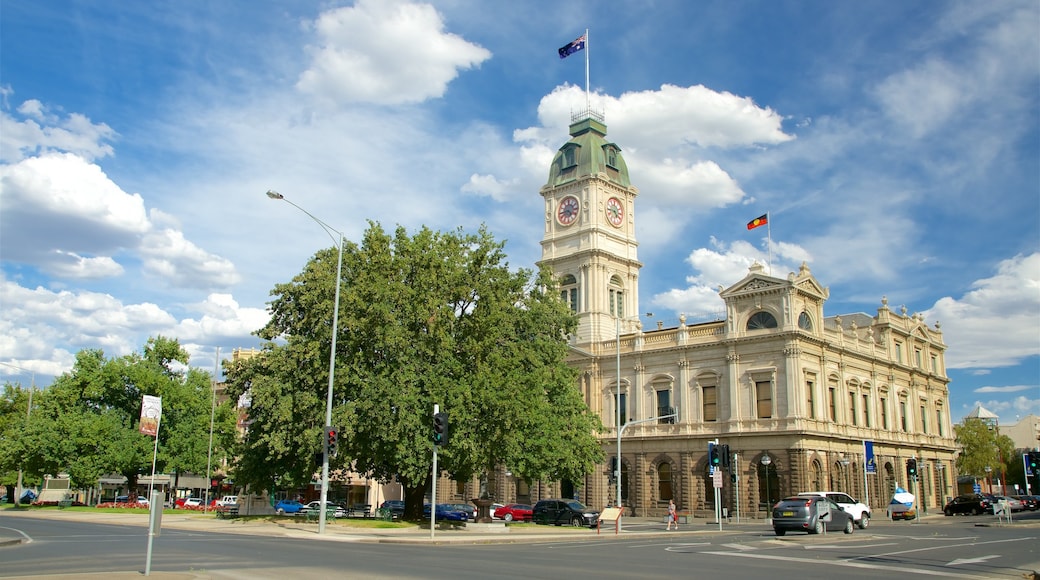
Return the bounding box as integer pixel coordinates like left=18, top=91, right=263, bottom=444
left=432, top=412, right=450, bottom=447
left=720, top=444, right=731, bottom=469
left=709, top=442, right=720, bottom=468
left=1028, top=451, right=1039, bottom=471
left=325, top=426, right=339, bottom=458
left=906, top=457, right=917, bottom=480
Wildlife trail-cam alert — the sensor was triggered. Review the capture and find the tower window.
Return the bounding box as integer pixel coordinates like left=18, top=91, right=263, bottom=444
left=756, top=380, right=772, bottom=419
left=798, top=312, right=813, bottom=331
left=702, top=385, right=717, bottom=422
left=560, top=274, right=578, bottom=312
left=609, top=275, right=624, bottom=317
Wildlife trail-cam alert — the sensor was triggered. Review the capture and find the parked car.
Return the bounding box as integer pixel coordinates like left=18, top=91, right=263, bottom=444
left=493, top=503, right=533, bottom=522
left=1011, top=495, right=1038, bottom=511
left=994, top=496, right=1024, bottom=512
left=446, top=503, right=477, bottom=519
left=274, top=499, right=305, bottom=515
left=772, top=495, right=854, bottom=536
left=943, top=494, right=992, bottom=516
left=422, top=503, right=470, bottom=521
left=532, top=499, right=600, bottom=528
left=182, top=497, right=203, bottom=508
left=489, top=503, right=504, bottom=518
left=115, top=495, right=149, bottom=506
left=303, top=501, right=346, bottom=518
left=379, top=500, right=405, bottom=518
left=798, top=491, right=871, bottom=529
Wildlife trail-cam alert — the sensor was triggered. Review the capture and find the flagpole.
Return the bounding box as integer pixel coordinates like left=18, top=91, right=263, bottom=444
left=766, top=212, right=772, bottom=276
left=585, top=28, right=590, bottom=111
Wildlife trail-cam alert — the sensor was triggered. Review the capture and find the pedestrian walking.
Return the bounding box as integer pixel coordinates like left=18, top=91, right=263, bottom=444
left=667, top=499, right=678, bottom=530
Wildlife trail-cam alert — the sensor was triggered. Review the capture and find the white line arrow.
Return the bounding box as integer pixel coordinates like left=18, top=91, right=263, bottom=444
left=946, top=555, right=1000, bottom=567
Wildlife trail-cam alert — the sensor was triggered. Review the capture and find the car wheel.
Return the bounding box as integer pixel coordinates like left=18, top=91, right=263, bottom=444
left=276, top=508, right=285, bottom=515
left=570, top=516, right=584, bottom=527
left=858, top=514, right=869, bottom=530
left=844, top=518, right=854, bottom=535
left=944, top=508, right=952, bottom=516
left=774, top=529, right=786, bottom=536
left=972, top=507, right=981, bottom=515
left=812, top=520, right=823, bottom=535
left=504, top=513, right=513, bottom=521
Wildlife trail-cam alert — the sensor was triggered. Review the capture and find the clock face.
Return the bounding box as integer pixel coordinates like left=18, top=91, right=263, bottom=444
left=605, top=197, right=624, bottom=227
left=557, top=196, right=580, bottom=226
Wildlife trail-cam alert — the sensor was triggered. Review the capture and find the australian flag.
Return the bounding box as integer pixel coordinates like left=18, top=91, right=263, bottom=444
left=558, top=34, right=586, bottom=59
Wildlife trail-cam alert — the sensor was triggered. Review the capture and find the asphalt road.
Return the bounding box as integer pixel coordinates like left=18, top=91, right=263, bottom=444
left=2, top=508, right=1038, bottom=579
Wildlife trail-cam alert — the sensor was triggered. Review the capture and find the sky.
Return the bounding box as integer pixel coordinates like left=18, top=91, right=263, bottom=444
left=1, top=0, right=1037, bottom=428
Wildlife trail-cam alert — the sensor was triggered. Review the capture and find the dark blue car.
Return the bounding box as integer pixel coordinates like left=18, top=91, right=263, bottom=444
left=422, top=503, right=470, bottom=521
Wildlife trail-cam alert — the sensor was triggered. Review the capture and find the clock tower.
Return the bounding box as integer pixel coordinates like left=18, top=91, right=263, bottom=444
left=538, top=112, right=642, bottom=343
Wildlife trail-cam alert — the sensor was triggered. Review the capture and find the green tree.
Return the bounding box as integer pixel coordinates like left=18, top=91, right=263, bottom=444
left=9, top=337, right=237, bottom=492
left=0, top=382, right=38, bottom=502
left=225, top=224, right=603, bottom=519
left=954, top=418, right=1017, bottom=489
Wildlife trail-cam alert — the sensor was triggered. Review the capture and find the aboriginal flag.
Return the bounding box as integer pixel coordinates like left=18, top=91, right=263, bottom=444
left=747, top=214, right=768, bottom=230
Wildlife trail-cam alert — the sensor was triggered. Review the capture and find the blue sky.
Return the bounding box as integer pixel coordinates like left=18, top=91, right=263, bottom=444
left=1, top=0, right=1037, bottom=427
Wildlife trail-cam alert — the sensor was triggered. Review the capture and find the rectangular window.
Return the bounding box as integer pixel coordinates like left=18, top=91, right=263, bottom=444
left=931, top=354, right=938, bottom=373
left=863, top=394, right=871, bottom=427
left=900, top=400, right=908, bottom=431
left=915, top=348, right=922, bottom=368
left=560, top=288, right=577, bottom=312
left=936, top=408, right=944, bottom=436
left=609, top=289, right=624, bottom=316
left=756, top=380, right=772, bottom=419
left=455, top=480, right=466, bottom=496
left=849, top=391, right=857, bottom=426
left=657, top=389, right=673, bottom=424
left=807, top=380, right=815, bottom=419
left=880, top=397, right=889, bottom=429
left=703, top=386, right=717, bottom=422
left=828, top=387, right=837, bottom=421
left=895, top=342, right=903, bottom=363
left=920, top=404, right=928, bottom=433
left=618, top=392, right=627, bottom=426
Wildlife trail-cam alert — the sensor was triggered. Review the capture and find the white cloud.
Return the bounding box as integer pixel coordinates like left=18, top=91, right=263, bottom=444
left=48, top=251, right=125, bottom=279
left=296, top=0, right=492, bottom=106
left=924, top=252, right=1040, bottom=369
left=461, top=173, right=519, bottom=202
left=974, top=385, right=1035, bottom=394
left=0, top=98, right=116, bottom=163
left=139, top=227, right=241, bottom=289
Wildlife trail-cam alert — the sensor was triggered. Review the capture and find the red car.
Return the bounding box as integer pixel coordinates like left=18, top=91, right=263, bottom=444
left=494, top=503, right=533, bottom=522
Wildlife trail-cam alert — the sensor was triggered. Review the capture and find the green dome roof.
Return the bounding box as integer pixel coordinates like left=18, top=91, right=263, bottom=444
left=546, top=115, right=631, bottom=188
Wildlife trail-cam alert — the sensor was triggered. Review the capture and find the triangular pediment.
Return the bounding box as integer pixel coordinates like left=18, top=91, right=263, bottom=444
left=725, top=277, right=783, bottom=296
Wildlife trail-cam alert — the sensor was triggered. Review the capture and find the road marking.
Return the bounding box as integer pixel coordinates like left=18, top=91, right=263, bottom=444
left=720, top=543, right=755, bottom=551
left=805, top=542, right=898, bottom=550
left=702, top=550, right=987, bottom=578
left=946, top=555, right=1000, bottom=567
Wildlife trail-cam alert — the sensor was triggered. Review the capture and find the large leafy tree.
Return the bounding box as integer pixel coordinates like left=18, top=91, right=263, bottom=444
left=225, top=224, right=602, bottom=519
left=8, top=337, right=237, bottom=491
left=955, top=418, right=1017, bottom=486
left=0, top=382, right=37, bottom=502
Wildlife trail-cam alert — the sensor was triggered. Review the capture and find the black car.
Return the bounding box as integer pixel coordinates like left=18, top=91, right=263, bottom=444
left=771, top=495, right=854, bottom=536
left=1011, top=495, right=1039, bottom=511
left=532, top=499, right=600, bottom=528
left=379, top=500, right=405, bottom=519
left=943, top=494, right=992, bottom=516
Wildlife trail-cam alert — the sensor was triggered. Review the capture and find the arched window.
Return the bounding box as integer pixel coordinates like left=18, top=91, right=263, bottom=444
left=798, top=312, right=813, bottom=331
left=560, top=274, right=578, bottom=312
left=658, top=463, right=674, bottom=501
left=747, top=311, right=778, bottom=330
left=609, top=275, right=624, bottom=317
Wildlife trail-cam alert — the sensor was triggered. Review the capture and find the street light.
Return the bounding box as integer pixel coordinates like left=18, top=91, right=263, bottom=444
left=761, top=454, right=772, bottom=523
left=840, top=456, right=851, bottom=494
left=266, top=190, right=344, bottom=535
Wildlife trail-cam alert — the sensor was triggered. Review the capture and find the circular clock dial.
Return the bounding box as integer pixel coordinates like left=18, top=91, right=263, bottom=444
left=557, top=196, right=580, bottom=225
left=605, top=197, right=624, bottom=227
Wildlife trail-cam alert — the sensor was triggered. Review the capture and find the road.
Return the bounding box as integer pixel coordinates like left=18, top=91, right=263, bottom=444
left=1, top=509, right=1038, bottom=579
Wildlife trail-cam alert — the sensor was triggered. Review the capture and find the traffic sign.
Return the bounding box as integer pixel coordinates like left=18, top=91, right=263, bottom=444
left=713, top=469, right=723, bottom=488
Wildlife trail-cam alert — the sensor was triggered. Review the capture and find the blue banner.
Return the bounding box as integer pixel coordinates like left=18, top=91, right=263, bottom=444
left=864, top=440, right=876, bottom=474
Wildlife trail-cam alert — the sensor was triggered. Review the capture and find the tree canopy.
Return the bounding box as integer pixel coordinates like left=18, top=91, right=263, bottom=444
left=954, top=418, right=1016, bottom=483
left=224, top=223, right=603, bottom=518
left=0, top=337, right=236, bottom=493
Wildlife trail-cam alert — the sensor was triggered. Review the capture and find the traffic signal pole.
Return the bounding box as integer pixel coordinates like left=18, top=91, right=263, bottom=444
left=430, top=404, right=439, bottom=540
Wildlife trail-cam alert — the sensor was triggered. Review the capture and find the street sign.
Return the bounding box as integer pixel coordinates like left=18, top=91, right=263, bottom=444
left=973, top=483, right=981, bottom=494
left=713, top=469, right=723, bottom=488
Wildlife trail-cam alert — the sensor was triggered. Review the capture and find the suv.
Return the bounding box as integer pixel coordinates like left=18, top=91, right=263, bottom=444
left=216, top=495, right=238, bottom=507
left=943, top=494, right=992, bottom=516
left=532, top=499, right=600, bottom=528
left=798, top=492, right=871, bottom=529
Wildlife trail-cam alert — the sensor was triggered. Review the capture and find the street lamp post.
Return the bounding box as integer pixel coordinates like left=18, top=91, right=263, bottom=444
left=266, top=190, right=344, bottom=535
left=761, top=454, right=772, bottom=523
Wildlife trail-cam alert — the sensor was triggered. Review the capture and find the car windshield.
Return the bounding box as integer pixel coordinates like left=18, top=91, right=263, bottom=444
left=565, top=500, right=590, bottom=511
